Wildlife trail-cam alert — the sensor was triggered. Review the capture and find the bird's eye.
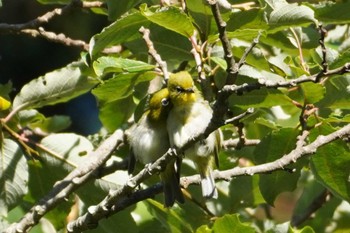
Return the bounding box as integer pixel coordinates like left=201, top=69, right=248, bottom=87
left=175, top=86, right=183, bottom=93
left=161, top=98, right=169, bottom=106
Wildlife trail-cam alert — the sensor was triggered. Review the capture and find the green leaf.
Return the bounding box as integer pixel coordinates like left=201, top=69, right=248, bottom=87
left=292, top=179, right=325, bottom=221
left=147, top=24, right=193, bottom=61
left=92, top=72, right=156, bottom=104
left=254, top=117, right=279, bottom=129
left=299, top=82, right=325, bottom=104
left=90, top=12, right=149, bottom=57
left=292, top=177, right=340, bottom=232
left=12, top=62, right=97, bottom=111
left=145, top=199, right=193, bottom=233
left=325, top=114, right=350, bottom=124
left=260, top=31, right=299, bottom=53
left=0, top=139, right=28, bottom=217
left=0, top=96, right=11, bottom=111
left=0, top=82, right=12, bottom=100
left=254, top=128, right=301, bottom=206
left=186, top=0, right=214, bottom=39
left=32, top=133, right=123, bottom=226
left=76, top=177, right=121, bottom=206
left=93, top=56, right=155, bottom=76
left=268, top=4, right=317, bottom=33
left=299, top=226, right=316, bottom=233
left=227, top=8, right=268, bottom=32
left=228, top=88, right=293, bottom=110
left=318, top=75, right=350, bottom=109
left=140, top=4, right=195, bottom=38
left=17, top=109, right=45, bottom=126
left=211, top=214, right=255, bottom=233
left=124, top=24, right=193, bottom=62
left=311, top=1, right=350, bottom=24
left=39, top=133, right=94, bottom=172
left=30, top=115, right=71, bottom=133
left=329, top=49, right=350, bottom=69
left=36, top=0, right=69, bottom=4
left=106, top=0, right=142, bottom=21
left=228, top=176, right=265, bottom=211
left=98, top=96, right=136, bottom=131
left=83, top=209, right=138, bottom=233
left=29, top=133, right=121, bottom=230
left=310, top=124, right=350, bottom=202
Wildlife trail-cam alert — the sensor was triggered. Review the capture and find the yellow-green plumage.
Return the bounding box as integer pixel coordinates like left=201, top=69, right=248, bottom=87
left=128, top=88, right=184, bottom=207
left=167, top=71, right=221, bottom=199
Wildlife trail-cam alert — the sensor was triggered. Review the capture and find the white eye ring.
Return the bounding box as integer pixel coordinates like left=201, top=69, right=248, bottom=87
left=161, top=98, right=169, bottom=106
left=176, top=86, right=183, bottom=93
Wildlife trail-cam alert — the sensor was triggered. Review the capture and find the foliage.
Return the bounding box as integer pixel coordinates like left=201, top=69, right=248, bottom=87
left=1, top=0, right=350, bottom=232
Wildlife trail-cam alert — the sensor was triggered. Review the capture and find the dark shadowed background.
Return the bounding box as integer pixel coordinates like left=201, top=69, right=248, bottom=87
left=0, top=0, right=109, bottom=134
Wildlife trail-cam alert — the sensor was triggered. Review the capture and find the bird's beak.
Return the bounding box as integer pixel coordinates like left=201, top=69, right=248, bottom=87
left=185, top=87, right=194, bottom=93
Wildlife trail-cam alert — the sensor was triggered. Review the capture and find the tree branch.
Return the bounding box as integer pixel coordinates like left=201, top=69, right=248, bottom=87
left=208, top=0, right=236, bottom=85
left=67, top=123, right=350, bottom=231
left=21, top=27, right=89, bottom=50
left=4, top=129, right=125, bottom=233
left=0, top=0, right=80, bottom=34
left=316, top=24, right=329, bottom=82
left=139, top=26, right=169, bottom=82
left=291, top=189, right=331, bottom=227
left=221, top=62, right=350, bottom=96
left=0, top=0, right=105, bottom=51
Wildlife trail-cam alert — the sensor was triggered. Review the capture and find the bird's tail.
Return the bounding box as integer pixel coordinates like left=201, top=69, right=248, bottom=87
left=160, top=161, right=185, bottom=207
left=200, top=169, right=218, bottom=199
left=195, top=156, right=218, bottom=199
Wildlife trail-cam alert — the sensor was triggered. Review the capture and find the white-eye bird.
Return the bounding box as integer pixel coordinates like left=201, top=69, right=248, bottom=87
left=128, top=88, right=184, bottom=207
left=166, top=71, right=221, bottom=199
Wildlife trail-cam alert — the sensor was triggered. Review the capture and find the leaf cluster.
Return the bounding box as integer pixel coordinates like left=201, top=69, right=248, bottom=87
left=1, top=0, right=350, bottom=232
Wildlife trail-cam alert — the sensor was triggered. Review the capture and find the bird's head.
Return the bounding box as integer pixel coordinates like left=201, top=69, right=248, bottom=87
left=148, top=88, right=172, bottom=122
left=168, top=71, right=197, bottom=106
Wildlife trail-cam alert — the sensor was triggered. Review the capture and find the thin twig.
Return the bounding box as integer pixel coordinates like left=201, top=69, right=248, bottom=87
left=291, top=189, right=330, bottom=227
left=190, top=35, right=213, bottom=100
left=4, top=129, right=124, bottom=233
left=0, top=0, right=82, bottom=33
left=181, top=189, right=216, bottom=217
left=222, top=138, right=260, bottom=149
left=225, top=108, right=254, bottom=125
left=221, top=62, right=350, bottom=96
left=82, top=1, right=105, bottom=8
left=316, top=24, right=329, bottom=82
left=0, top=0, right=105, bottom=52
left=66, top=146, right=180, bottom=232
left=21, top=27, right=89, bottom=50
left=139, top=26, right=169, bottom=82
left=236, top=32, right=261, bottom=69
left=290, top=28, right=309, bottom=73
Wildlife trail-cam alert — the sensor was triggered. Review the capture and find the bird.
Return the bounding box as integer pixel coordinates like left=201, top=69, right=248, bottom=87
left=127, top=88, right=184, bottom=207
left=166, top=71, right=221, bottom=199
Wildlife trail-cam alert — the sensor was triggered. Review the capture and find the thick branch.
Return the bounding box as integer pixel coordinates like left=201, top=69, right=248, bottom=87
left=4, top=129, right=124, bottom=233
left=66, top=146, right=180, bottom=232
left=68, top=123, right=350, bottom=231
left=217, top=125, right=349, bottom=178
left=208, top=1, right=236, bottom=84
